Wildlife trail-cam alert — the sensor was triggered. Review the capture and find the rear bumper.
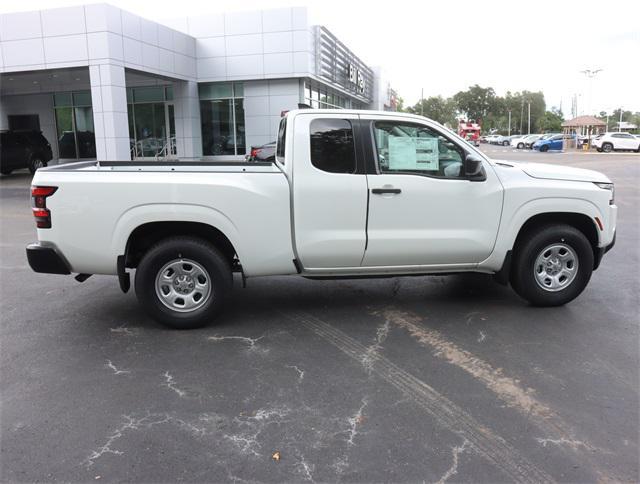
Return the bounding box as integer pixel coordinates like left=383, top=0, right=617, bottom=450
left=26, top=243, right=70, bottom=274
left=594, top=231, right=616, bottom=270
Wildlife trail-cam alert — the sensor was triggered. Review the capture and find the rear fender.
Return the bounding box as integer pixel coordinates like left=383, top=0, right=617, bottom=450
left=111, top=204, right=242, bottom=264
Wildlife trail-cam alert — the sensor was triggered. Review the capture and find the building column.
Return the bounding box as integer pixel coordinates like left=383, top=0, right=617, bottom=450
left=89, top=63, right=130, bottom=161
left=0, top=96, right=8, bottom=130
left=173, top=80, right=202, bottom=160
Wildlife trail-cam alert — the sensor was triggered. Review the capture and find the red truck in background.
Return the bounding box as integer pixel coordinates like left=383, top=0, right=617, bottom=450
left=458, top=119, right=481, bottom=146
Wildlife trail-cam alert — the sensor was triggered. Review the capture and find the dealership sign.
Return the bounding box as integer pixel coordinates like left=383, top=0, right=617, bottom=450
left=348, top=63, right=365, bottom=94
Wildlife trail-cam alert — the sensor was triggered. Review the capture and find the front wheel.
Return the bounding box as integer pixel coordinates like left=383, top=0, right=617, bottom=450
left=503, top=140, right=509, bottom=146
left=517, top=142, right=524, bottom=149
left=135, top=236, right=233, bottom=329
left=602, top=143, right=613, bottom=153
left=539, top=145, right=549, bottom=152
left=510, top=224, right=594, bottom=306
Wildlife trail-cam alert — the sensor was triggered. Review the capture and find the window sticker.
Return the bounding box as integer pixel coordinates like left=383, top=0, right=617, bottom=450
left=388, top=136, right=439, bottom=170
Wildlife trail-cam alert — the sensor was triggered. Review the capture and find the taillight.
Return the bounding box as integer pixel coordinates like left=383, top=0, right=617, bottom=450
left=31, top=186, right=57, bottom=228
left=250, top=148, right=260, bottom=158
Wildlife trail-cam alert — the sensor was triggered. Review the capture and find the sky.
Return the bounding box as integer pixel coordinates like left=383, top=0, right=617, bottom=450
left=2, top=0, right=639, bottom=115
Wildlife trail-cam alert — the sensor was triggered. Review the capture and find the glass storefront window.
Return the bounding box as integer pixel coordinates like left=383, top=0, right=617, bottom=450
left=73, top=91, right=92, bottom=106
left=199, top=83, right=233, bottom=100
left=133, top=87, right=165, bottom=103
left=53, top=92, right=72, bottom=107
left=127, top=85, right=175, bottom=159
left=55, top=107, right=76, bottom=159
left=199, top=82, right=245, bottom=156
left=53, top=90, right=96, bottom=159
left=303, top=80, right=357, bottom=110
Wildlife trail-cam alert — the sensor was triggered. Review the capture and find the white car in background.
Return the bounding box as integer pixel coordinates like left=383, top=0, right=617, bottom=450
left=593, top=132, right=640, bottom=152
left=510, top=135, right=528, bottom=149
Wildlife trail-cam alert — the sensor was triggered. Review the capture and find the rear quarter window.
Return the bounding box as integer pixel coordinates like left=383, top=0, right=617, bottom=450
left=309, top=118, right=356, bottom=174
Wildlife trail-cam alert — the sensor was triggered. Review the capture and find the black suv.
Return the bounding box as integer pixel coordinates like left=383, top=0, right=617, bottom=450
left=0, top=131, right=53, bottom=175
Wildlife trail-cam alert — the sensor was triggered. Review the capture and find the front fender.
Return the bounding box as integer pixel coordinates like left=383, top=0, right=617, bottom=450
left=480, top=197, right=603, bottom=272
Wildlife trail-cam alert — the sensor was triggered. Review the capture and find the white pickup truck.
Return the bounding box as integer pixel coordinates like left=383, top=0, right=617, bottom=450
left=27, top=109, right=616, bottom=329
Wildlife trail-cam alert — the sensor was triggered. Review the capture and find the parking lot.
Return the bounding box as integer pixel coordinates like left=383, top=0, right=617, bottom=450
left=1, top=148, right=638, bottom=483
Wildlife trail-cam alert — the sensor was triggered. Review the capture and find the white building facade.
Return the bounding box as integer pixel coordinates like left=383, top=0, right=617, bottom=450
left=0, top=4, right=395, bottom=162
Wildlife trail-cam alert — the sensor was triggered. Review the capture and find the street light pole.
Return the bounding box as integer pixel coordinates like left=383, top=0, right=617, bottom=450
left=580, top=68, right=603, bottom=115
left=508, top=110, right=511, bottom=136
left=420, top=88, right=424, bottom=117
left=527, top=102, right=531, bottom=135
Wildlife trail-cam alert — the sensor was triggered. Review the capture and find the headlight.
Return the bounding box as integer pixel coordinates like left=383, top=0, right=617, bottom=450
left=594, top=182, right=614, bottom=204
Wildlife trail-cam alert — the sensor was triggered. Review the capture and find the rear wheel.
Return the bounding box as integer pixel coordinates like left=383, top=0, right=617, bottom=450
left=517, top=142, right=524, bottom=149
left=28, top=156, right=45, bottom=174
left=602, top=142, right=613, bottom=153
left=503, top=140, right=509, bottom=146
left=135, top=236, right=233, bottom=329
left=510, top=224, right=593, bottom=306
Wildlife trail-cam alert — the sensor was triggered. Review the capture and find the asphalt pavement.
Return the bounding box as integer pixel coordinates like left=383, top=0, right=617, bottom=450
left=1, top=147, right=638, bottom=483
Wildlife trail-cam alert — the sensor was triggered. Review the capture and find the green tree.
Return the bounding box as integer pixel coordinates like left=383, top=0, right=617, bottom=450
left=453, top=85, right=499, bottom=121
left=537, top=108, right=564, bottom=132
left=406, top=96, right=457, bottom=126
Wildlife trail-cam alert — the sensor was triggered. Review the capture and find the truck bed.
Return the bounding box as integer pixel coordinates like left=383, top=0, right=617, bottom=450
left=32, top=160, right=295, bottom=277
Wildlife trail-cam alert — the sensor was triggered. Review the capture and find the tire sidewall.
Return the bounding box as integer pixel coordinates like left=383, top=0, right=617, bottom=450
left=511, top=226, right=594, bottom=306
left=29, top=156, right=44, bottom=174
left=135, top=238, right=232, bottom=329
left=602, top=143, right=613, bottom=153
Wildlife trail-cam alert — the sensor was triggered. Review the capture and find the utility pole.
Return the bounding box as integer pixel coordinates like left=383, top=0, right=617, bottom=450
left=580, top=68, right=603, bottom=115
left=606, top=114, right=609, bottom=131
left=527, top=102, right=531, bottom=135
left=420, top=88, right=424, bottom=117
left=619, top=107, right=623, bottom=132
left=508, top=110, right=511, bottom=136
left=520, top=100, right=524, bottom=133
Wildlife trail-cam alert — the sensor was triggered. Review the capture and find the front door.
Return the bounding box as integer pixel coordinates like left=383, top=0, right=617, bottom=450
left=361, top=116, right=503, bottom=267
left=292, top=113, right=368, bottom=269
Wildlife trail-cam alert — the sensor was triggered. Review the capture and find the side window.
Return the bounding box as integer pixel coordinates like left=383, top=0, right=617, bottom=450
left=276, top=118, right=286, bottom=164
left=309, top=118, right=356, bottom=174
left=372, top=121, right=465, bottom=178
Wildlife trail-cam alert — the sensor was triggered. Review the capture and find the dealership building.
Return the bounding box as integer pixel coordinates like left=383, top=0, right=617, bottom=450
left=0, top=4, right=396, bottom=162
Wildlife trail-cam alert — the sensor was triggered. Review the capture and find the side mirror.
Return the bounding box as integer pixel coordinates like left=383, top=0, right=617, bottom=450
left=464, top=153, right=486, bottom=181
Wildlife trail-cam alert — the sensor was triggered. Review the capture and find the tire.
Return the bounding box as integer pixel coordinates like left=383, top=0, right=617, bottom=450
left=510, top=224, right=594, bottom=307
left=29, top=156, right=45, bottom=174
left=539, top=145, right=549, bottom=152
left=602, top=143, right=613, bottom=153
left=503, top=140, right=509, bottom=146
left=596, top=148, right=603, bottom=152
left=134, top=236, right=233, bottom=329
left=517, top=142, right=524, bottom=149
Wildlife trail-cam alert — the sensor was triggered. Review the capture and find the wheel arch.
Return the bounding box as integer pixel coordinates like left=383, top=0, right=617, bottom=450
left=513, top=212, right=600, bottom=267
left=124, top=221, right=239, bottom=270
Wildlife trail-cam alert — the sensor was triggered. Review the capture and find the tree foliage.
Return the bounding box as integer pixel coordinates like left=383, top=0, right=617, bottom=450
left=400, top=85, right=553, bottom=134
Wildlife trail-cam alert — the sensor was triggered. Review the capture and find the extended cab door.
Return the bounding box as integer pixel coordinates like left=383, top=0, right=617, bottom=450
left=287, top=113, right=368, bottom=268
left=360, top=115, right=504, bottom=267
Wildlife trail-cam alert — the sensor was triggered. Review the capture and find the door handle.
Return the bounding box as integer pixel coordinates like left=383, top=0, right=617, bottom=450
left=371, top=188, right=401, bottom=195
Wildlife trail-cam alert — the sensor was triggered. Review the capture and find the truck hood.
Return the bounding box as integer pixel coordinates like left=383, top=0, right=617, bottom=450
left=494, top=160, right=611, bottom=183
